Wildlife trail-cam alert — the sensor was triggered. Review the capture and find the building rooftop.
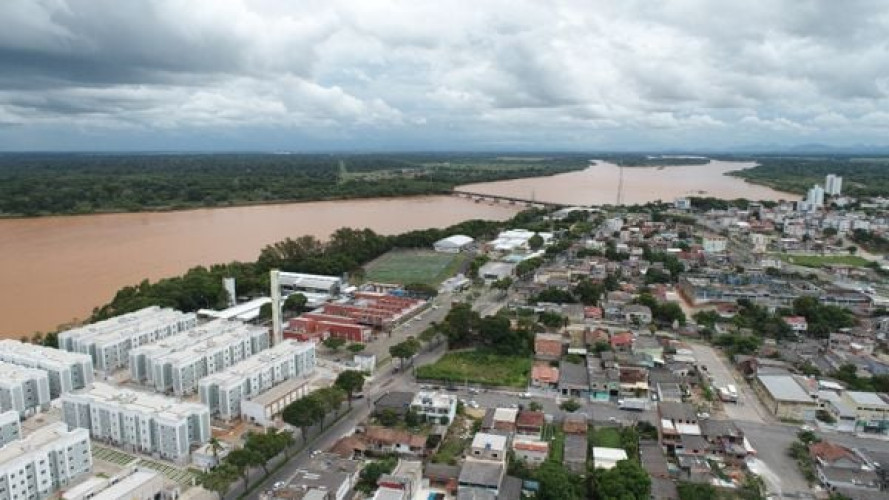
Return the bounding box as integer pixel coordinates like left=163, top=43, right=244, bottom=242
left=563, top=434, right=588, bottom=463
left=757, top=374, right=815, bottom=403
left=0, top=361, right=47, bottom=386
left=198, top=340, right=313, bottom=387
left=246, top=377, right=312, bottom=407
left=472, top=433, right=507, bottom=452
left=559, top=360, right=589, bottom=387
left=492, top=408, right=518, bottom=423
left=458, top=459, right=503, bottom=487
left=66, top=382, right=208, bottom=421
left=846, top=391, right=889, bottom=408
left=0, top=339, right=93, bottom=368
left=659, top=402, right=698, bottom=422
left=90, top=470, right=160, bottom=500
left=0, top=422, right=85, bottom=465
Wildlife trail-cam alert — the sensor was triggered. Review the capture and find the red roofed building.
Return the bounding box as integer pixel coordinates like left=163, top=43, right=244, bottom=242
left=783, top=316, right=808, bottom=333
left=531, top=363, right=559, bottom=390
left=610, top=331, right=634, bottom=352
left=535, top=333, right=564, bottom=360
left=809, top=441, right=865, bottom=469
left=516, top=411, right=545, bottom=437
left=584, top=307, right=603, bottom=320
left=513, top=439, right=549, bottom=466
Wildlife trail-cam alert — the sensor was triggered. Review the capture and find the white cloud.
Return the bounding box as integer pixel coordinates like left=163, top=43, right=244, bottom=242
left=1, top=0, right=889, bottom=149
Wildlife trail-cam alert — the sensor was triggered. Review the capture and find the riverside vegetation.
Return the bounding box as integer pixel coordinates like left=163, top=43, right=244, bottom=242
left=0, top=152, right=590, bottom=216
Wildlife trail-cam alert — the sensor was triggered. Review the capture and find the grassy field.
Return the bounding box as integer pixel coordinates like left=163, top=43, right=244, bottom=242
left=363, top=249, right=465, bottom=286
left=591, top=427, right=622, bottom=448
left=416, top=351, right=532, bottom=388
left=775, top=253, right=871, bottom=268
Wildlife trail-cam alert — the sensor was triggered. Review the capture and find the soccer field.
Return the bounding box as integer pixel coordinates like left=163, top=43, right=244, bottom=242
left=363, top=250, right=465, bottom=285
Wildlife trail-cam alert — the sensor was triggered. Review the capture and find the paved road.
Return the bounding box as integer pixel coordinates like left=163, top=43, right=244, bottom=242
left=245, top=343, right=448, bottom=499
left=687, top=342, right=773, bottom=424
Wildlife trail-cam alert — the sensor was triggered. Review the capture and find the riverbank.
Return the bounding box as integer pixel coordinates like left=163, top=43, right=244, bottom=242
left=0, top=196, right=520, bottom=337
left=0, top=152, right=589, bottom=218
left=458, top=159, right=796, bottom=206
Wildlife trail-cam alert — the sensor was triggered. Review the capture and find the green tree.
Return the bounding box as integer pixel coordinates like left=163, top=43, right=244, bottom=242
left=198, top=463, right=239, bottom=500
left=348, top=343, right=366, bottom=353
left=594, top=459, right=651, bottom=500
left=528, top=233, right=545, bottom=250
left=323, top=336, right=347, bottom=352
left=390, top=338, right=421, bottom=370
left=492, top=277, right=514, bottom=295
left=335, top=370, right=366, bottom=407
left=441, top=303, right=480, bottom=346
left=378, top=409, right=399, bottom=427
left=535, top=461, right=584, bottom=500
left=283, top=293, right=308, bottom=314
left=282, top=395, right=324, bottom=442
left=560, top=399, right=581, bottom=412
left=315, top=387, right=346, bottom=424
left=227, top=448, right=263, bottom=487
left=356, top=457, right=398, bottom=494
left=529, top=401, right=543, bottom=412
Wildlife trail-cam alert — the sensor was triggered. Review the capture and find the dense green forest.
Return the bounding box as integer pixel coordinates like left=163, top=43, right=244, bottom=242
left=726, top=155, right=889, bottom=196
left=0, top=153, right=589, bottom=216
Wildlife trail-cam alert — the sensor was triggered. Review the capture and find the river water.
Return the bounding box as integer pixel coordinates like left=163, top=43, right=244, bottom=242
left=0, top=159, right=794, bottom=337
left=0, top=197, right=518, bottom=337
left=457, top=160, right=794, bottom=205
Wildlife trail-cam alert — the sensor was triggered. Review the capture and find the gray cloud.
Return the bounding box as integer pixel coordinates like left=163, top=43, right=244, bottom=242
left=1, top=0, right=889, bottom=150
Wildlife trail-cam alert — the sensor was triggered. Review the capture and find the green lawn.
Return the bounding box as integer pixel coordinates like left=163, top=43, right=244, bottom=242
left=549, top=429, right=565, bottom=462
left=416, top=351, right=532, bottom=387
left=363, top=249, right=465, bottom=286
left=774, top=253, right=870, bottom=268
left=590, top=427, right=622, bottom=448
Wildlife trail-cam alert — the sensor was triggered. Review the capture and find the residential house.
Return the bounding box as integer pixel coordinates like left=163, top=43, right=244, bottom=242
left=624, top=305, right=652, bottom=325
left=559, top=360, right=589, bottom=398
left=515, top=411, right=545, bottom=438
left=373, top=392, right=415, bottom=419
left=362, top=426, right=427, bottom=458
left=530, top=363, right=559, bottom=391
left=588, top=359, right=620, bottom=401
left=783, top=316, right=808, bottom=334
left=809, top=442, right=867, bottom=470
left=469, top=433, right=507, bottom=462
left=535, top=333, right=564, bottom=360
left=512, top=440, right=548, bottom=467
left=563, top=413, right=588, bottom=435
left=609, top=331, right=634, bottom=353
left=592, top=447, right=628, bottom=470
left=619, top=366, right=649, bottom=397
left=841, top=392, right=889, bottom=434
left=410, top=391, right=457, bottom=425
left=458, top=460, right=505, bottom=497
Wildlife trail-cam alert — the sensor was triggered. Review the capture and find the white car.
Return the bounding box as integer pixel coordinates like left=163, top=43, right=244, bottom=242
left=800, top=424, right=814, bottom=432
left=468, top=400, right=479, bottom=408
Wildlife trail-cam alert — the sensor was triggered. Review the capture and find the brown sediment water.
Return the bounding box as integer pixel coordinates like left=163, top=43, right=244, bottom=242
left=0, top=196, right=518, bottom=337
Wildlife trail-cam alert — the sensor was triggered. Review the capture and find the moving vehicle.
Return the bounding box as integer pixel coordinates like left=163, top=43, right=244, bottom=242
left=617, top=398, right=649, bottom=411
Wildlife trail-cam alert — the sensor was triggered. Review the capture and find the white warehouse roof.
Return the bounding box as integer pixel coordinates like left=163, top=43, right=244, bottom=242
left=436, top=235, right=474, bottom=247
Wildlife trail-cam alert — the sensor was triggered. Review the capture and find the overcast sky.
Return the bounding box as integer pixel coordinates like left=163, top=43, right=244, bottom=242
left=1, top=0, right=888, bottom=151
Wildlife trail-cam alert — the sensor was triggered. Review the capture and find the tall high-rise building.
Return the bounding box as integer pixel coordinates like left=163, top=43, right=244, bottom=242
left=807, top=184, right=825, bottom=208
left=825, top=174, right=843, bottom=196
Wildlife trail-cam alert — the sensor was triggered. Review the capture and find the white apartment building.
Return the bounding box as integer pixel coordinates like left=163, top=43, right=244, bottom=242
left=0, top=340, right=93, bottom=399
left=128, top=320, right=269, bottom=396
left=61, top=383, right=210, bottom=464
left=826, top=174, right=843, bottom=196
left=0, top=412, right=21, bottom=448
left=807, top=184, right=825, bottom=208
left=0, top=422, right=92, bottom=500
left=410, top=391, right=458, bottom=424
left=0, top=362, right=51, bottom=417
left=198, top=340, right=314, bottom=422
left=58, top=307, right=197, bottom=373
left=61, top=469, right=165, bottom=500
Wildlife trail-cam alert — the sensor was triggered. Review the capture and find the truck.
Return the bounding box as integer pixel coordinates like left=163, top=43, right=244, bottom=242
left=618, top=398, right=649, bottom=411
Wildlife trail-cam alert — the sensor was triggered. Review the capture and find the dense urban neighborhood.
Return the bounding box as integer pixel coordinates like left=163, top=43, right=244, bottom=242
left=2, top=174, right=889, bottom=500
